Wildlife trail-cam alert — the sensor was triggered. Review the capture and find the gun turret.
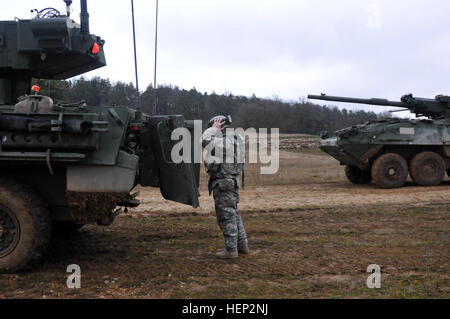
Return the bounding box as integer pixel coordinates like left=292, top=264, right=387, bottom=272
left=308, top=94, right=450, bottom=120
left=0, top=0, right=105, bottom=105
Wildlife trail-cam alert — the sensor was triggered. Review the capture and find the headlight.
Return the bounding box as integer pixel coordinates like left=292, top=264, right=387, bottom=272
left=319, top=137, right=338, bottom=147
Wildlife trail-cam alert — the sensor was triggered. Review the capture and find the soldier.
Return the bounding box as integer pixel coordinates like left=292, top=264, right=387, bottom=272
left=202, top=115, right=249, bottom=259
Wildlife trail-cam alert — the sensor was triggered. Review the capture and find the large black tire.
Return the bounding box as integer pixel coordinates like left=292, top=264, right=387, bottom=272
left=371, top=153, right=409, bottom=189
left=410, top=152, right=445, bottom=186
left=0, top=177, right=51, bottom=273
left=345, top=165, right=372, bottom=184
left=52, top=221, right=84, bottom=235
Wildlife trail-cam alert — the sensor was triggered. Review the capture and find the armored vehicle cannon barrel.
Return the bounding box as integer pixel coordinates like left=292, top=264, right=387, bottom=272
left=307, top=95, right=406, bottom=107
left=308, top=94, right=450, bottom=119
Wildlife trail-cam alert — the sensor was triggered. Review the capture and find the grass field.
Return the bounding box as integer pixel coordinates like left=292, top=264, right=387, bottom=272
left=0, top=134, right=449, bottom=299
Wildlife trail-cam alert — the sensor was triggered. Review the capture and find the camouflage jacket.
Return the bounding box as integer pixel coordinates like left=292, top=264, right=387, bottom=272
left=201, top=127, right=244, bottom=194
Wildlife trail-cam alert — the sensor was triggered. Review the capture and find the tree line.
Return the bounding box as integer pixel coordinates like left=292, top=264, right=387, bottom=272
left=33, top=77, right=388, bottom=134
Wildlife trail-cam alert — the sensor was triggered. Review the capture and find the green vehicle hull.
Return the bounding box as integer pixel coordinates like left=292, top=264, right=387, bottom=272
left=310, top=94, right=450, bottom=188
left=321, top=118, right=450, bottom=168
left=0, top=104, right=200, bottom=226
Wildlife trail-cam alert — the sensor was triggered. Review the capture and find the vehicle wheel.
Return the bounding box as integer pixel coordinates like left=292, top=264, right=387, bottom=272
left=410, top=152, right=445, bottom=186
left=371, top=153, right=409, bottom=189
left=345, top=165, right=372, bottom=184
left=52, top=221, right=84, bottom=235
left=0, top=177, right=51, bottom=273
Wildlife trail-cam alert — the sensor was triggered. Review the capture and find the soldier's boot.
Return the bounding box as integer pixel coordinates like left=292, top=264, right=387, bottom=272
left=238, top=245, right=250, bottom=255
left=216, top=248, right=238, bottom=259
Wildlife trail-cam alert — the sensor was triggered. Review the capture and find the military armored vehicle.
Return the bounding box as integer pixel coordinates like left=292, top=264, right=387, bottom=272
left=0, top=0, right=200, bottom=272
left=308, top=94, right=450, bottom=189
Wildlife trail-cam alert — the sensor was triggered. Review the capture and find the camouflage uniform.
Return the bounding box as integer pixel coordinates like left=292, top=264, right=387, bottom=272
left=202, top=127, right=248, bottom=252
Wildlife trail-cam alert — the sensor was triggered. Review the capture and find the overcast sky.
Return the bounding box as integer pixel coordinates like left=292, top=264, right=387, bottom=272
left=2, top=0, right=450, bottom=114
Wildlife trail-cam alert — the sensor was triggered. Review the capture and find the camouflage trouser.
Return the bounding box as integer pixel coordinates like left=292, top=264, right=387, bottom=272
left=212, top=178, right=248, bottom=251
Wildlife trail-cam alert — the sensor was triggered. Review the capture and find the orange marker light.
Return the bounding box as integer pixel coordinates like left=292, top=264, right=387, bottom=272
left=31, top=85, right=40, bottom=94
left=92, top=42, right=100, bottom=55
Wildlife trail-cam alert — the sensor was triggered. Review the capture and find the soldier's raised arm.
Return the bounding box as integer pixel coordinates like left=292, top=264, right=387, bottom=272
left=201, top=116, right=235, bottom=157
left=201, top=125, right=223, bottom=148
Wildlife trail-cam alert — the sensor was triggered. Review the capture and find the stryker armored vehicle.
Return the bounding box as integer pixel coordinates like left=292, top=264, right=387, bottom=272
left=0, top=0, right=200, bottom=272
left=308, top=94, right=450, bottom=189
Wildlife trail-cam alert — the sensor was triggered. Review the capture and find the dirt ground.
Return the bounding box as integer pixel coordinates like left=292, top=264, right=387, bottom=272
left=0, top=135, right=449, bottom=298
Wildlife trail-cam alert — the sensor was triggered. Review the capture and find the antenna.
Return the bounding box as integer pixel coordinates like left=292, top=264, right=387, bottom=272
left=80, top=0, right=89, bottom=34
left=152, top=0, right=159, bottom=115
left=130, top=0, right=141, bottom=111
left=63, top=0, right=72, bottom=16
